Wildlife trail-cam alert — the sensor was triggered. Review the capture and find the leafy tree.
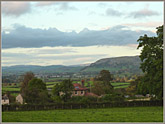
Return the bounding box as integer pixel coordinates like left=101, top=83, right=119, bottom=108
left=126, top=76, right=142, bottom=96
left=52, top=83, right=61, bottom=96
left=96, top=70, right=113, bottom=85
left=52, top=79, right=74, bottom=102
left=91, top=81, right=107, bottom=96
left=25, top=78, right=49, bottom=104
left=137, top=25, right=163, bottom=99
left=92, top=70, right=114, bottom=95
left=20, top=72, right=35, bottom=98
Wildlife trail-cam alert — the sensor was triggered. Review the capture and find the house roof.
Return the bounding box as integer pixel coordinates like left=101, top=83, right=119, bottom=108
left=73, top=83, right=88, bottom=91
left=85, top=92, right=98, bottom=97
left=2, top=94, right=9, bottom=100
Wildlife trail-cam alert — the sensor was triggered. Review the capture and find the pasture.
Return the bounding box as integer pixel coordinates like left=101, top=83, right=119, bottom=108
left=2, top=106, right=163, bottom=122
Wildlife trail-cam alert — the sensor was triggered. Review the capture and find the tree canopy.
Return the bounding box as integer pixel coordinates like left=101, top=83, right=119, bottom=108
left=92, top=70, right=114, bottom=95
left=24, top=78, right=49, bottom=104
left=20, top=72, right=35, bottom=98
left=137, top=25, right=163, bottom=99
left=52, top=79, right=74, bottom=102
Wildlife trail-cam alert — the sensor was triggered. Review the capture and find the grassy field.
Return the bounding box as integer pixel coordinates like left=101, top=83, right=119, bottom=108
left=2, top=106, right=163, bottom=122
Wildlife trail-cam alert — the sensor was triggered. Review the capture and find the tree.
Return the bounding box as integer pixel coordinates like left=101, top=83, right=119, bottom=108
left=95, top=70, right=113, bottom=87
left=92, top=70, right=114, bottom=95
left=126, top=76, right=142, bottom=96
left=25, top=78, right=49, bottom=104
left=137, top=25, right=163, bottom=99
left=96, top=70, right=113, bottom=84
left=20, top=72, right=35, bottom=98
left=91, top=81, right=107, bottom=96
left=52, top=79, right=74, bottom=102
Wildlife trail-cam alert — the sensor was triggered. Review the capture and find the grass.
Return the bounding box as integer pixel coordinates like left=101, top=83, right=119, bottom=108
left=111, top=82, right=130, bottom=86
left=2, top=106, right=163, bottom=122
left=2, top=87, right=20, bottom=92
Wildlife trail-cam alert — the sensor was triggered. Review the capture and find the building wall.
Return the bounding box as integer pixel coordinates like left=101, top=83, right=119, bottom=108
left=16, top=94, right=23, bottom=104
left=59, top=90, right=87, bottom=97
left=72, top=90, right=86, bottom=96
left=1, top=99, right=9, bottom=105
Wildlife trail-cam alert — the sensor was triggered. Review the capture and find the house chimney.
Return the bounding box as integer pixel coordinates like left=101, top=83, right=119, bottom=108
left=81, top=79, right=84, bottom=87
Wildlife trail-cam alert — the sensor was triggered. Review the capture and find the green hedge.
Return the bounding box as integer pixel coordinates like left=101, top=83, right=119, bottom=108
left=2, top=100, right=163, bottom=111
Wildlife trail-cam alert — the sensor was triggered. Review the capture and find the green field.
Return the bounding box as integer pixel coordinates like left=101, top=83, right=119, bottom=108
left=2, top=82, right=130, bottom=94
left=2, top=87, right=20, bottom=92
left=2, top=106, right=163, bottom=122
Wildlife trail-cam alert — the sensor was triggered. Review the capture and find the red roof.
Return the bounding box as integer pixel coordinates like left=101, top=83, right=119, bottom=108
left=73, top=83, right=88, bottom=91
left=85, top=92, right=98, bottom=97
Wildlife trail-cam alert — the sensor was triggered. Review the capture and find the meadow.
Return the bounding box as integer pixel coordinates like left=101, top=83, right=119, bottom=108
left=2, top=106, right=163, bottom=122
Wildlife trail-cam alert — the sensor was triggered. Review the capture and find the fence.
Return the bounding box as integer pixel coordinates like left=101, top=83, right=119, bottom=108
left=2, top=100, right=163, bottom=111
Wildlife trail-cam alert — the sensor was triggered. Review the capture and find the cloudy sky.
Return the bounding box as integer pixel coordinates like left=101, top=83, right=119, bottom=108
left=2, top=1, right=163, bottom=66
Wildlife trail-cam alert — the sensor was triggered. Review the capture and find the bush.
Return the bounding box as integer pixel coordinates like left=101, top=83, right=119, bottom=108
left=51, top=96, right=63, bottom=103
left=69, top=96, right=98, bottom=104
left=99, top=94, right=124, bottom=102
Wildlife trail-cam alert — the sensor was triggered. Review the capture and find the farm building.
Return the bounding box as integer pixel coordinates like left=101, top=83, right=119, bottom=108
left=72, top=83, right=89, bottom=97
left=16, top=94, right=24, bottom=104
left=59, top=80, right=98, bottom=97
left=1, top=94, right=9, bottom=105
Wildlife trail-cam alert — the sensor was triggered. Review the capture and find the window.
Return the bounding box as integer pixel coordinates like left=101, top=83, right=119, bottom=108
left=75, top=91, right=77, bottom=94
left=81, top=90, right=83, bottom=94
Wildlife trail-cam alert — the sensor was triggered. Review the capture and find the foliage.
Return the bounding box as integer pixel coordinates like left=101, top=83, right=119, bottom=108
left=25, top=78, right=49, bottom=104
left=69, top=96, right=97, bottom=104
left=52, top=79, right=74, bottom=102
left=99, top=94, right=124, bottom=102
left=20, top=72, right=35, bottom=98
left=92, top=70, right=114, bottom=95
left=125, top=76, right=142, bottom=96
left=95, top=70, right=113, bottom=84
left=137, top=25, right=163, bottom=99
left=91, top=81, right=114, bottom=95
left=5, top=91, right=16, bottom=103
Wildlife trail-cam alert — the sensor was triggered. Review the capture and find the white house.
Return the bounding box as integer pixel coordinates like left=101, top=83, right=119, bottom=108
left=1, top=94, right=9, bottom=105
left=16, top=94, right=24, bottom=104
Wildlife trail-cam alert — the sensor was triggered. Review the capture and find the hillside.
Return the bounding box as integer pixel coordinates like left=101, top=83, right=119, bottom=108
left=2, top=56, right=142, bottom=77
left=80, top=56, right=142, bottom=77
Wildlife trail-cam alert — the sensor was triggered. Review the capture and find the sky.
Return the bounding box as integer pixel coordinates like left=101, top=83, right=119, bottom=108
left=1, top=1, right=164, bottom=66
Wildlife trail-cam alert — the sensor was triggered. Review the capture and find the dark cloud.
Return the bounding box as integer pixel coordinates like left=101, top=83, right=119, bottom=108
left=2, top=2, right=31, bottom=17
left=2, top=24, right=155, bottom=49
left=129, top=8, right=159, bottom=18
left=106, top=8, right=123, bottom=16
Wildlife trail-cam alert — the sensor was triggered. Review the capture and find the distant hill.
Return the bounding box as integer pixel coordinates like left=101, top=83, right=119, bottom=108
left=2, top=65, right=85, bottom=75
left=2, top=56, right=142, bottom=77
left=80, top=56, right=142, bottom=77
